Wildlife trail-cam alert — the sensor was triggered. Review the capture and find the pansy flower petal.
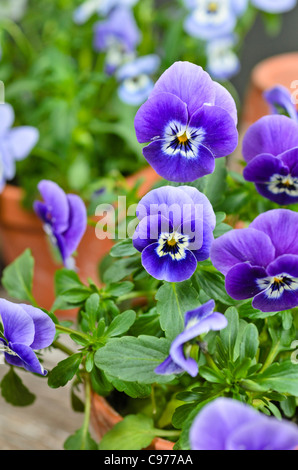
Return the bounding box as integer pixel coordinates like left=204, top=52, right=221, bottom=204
left=250, top=209, right=298, bottom=258
left=0, top=103, right=14, bottom=138
left=225, top=262, right=268, bottom=300
left=242, top=115, right=298, bottom=163
left=6, top=126, right=39, bottom=161
left=154, top=355, right=184, bottom=375
left=141, top=242, right=197, bottom=282
left=133, top=214, right=173, bottom=252
left=143, top=139, right=215, bottom=182
left=36, top=180, right=70, bottom=234
left=210, top=228, right=275, bottom=275
left=149, top=62, right=216, bottom=116
left=9, top=342, right=47, bottom=375
left=188, top=104, right=238, bottom=158
left=134, top=92, right=188, bottom=144
left=20, top=304, right=56, bottom=350
left=62, top=194, right=87, bottom=260
left=213, top=81, right=238, bottom=125
left=0, top=300, right=35, bottom=346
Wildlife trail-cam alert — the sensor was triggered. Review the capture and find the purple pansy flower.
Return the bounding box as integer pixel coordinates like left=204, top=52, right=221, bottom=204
left=264, top=85, right=298, bottom=122
left=210, top=209, right=298, bottom=312
left=0, top=103, right=39, bottom=192
left=34, top=180, right=87, bottom=269
left=132, top=185, right=216, bottom=282
left=242, top=115, right=298, bottom=205
left=251, top=0, right=297, bottom=13
left=155, top=300, right=228, bottom=377
left=183, top=0, right=248, bottom=41
left=189, top=397, right=298, bottom=450
left=0, top=299, right=56, bottom=376
left=116, top=54, right=160, bottom=106
left=134, top=61, right=238, bottom=182
left=73, top=0, right=139, bottom=24
left=93, top=7, right=141, bottom=75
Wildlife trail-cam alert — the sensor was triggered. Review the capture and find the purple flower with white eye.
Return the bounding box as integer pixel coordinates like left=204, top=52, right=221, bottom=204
left=132, top=185, right=216, bottom=282
left=0, top=103, right=39, bottom=192
left=0, top=299, right=56, bottom=376
left=242, top=115, right=298, bottom=205
left=34, top=180, right=87, bottom=269
left=251, top=0, right=297, bottom=13
left=155, top=300, right=227, bottom=377
left=264, top=85, right=298, bottom=122
left=134, top=61, right=238, bottom=182
left=93, top=7, right=141, bottom=75
left=189, top=397, right=298, bottom=450
left=210, top=209, right=298, bottom=312
left=206, top=35, right=240, bottom=81
left=183, top=0, right=248, bottom=41
left=73, top=0, right=138, bottom=24
left=116, top=54, right=160, bottom=106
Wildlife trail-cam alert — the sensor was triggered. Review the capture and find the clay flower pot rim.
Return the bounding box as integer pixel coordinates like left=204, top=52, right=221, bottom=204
left=252, top=51, right=298, bottom=92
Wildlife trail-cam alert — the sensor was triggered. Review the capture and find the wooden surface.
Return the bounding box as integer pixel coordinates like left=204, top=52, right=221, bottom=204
left=0, top=338, right=88, bottom=450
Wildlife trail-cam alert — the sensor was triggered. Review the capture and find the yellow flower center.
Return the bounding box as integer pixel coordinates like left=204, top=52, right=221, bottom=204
left=177, top=131, right=189, bottom=143
left=208, top=2, right=218, bottom=12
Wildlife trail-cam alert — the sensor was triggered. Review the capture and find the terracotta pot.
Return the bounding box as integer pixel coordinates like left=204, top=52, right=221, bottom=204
left=91, top=393, right=174, bottom=450
left=0, top=166, right=160, bottom=319
left=241, top=52, right=298, bottom=126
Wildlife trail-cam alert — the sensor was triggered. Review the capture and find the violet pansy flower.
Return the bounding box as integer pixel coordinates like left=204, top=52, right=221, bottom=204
left=132, top=185, right=216, bottom=282
left=0, top=103, right=39, bottom=192
left=0, top=299, right=56, bottom=376
left=242, top=115, right=298, bottom=205
left=34, top=180, right=87, bottom=269
left=210, top=209, right=298, bottom=312
left=251, top=0, right=297, bottom=13
left=116, top=54, right=160, bottom=106
left=134, top=61, right=238, bottom=182
left=183, top=0, right=248, bottom=41
left=190, top=397, right=298, bottom=450
left=264, top=85, right=298, bottom=122
left=73, top=0, right=138, bottom=24
left=93, top=7, right=141, bottom=75
left=155, top=300, right=227, bottom=377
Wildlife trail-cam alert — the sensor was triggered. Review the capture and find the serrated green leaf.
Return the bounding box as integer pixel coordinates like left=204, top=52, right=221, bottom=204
left=94, top=335, right=174, bottom=384
left=48, top=353, right=82, bottom=388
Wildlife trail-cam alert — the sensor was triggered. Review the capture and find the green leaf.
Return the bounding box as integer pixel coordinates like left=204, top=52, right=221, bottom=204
left=110, top=239, right=138, bottom=257
left=199, top=365, right=226, bottom=384
left=0, top=368, right=35, bottom=406
left=94, top=335, right=174, bottom=384
left=156, top=281, right=200, bottom=341
left=220, top=307, right=239, bottom=359
left=1, top=249, right=34, bottom=302
left=105, top=310, right=136, bottom=338
left=194, top=270, right=237, bottom=306
left=252, top=361, right=298, bottom=396
left=240, top=323, right=259, bottom=360
left=204, top=158, right=227, bottom=209
left=48, top=353, right=82, bottom=388
left=103, top=256, right=141, bottom=283
left=98, top=414, right=156, bottom=450
left=105, top=281, right=134, bottom=298
left=107, top=376, right=151, bottom=398
left=64, top=428, right=97, bottom=450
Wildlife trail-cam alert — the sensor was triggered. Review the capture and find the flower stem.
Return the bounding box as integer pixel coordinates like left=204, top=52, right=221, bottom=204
left=260, top=341, right=281, bottom=373
left=55, top=324, right=90, bottom=341
left=81, top=374, right=92, bottom=450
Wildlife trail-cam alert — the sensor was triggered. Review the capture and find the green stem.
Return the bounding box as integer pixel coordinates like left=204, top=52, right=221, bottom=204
left=116, top=290, right=157, bottom=303
left=52, top=340, right=75, bottom=357
left=81, top=374, right=92, bottom=450
left=153, top=429, right=181, bottom=438
left=171, top=282, right=184, bottom=328
left=55, top=324, right=90, bottom=341
left=204, top=351, right=221, bottom=373
left=260, top=341, right=281, bottom=373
